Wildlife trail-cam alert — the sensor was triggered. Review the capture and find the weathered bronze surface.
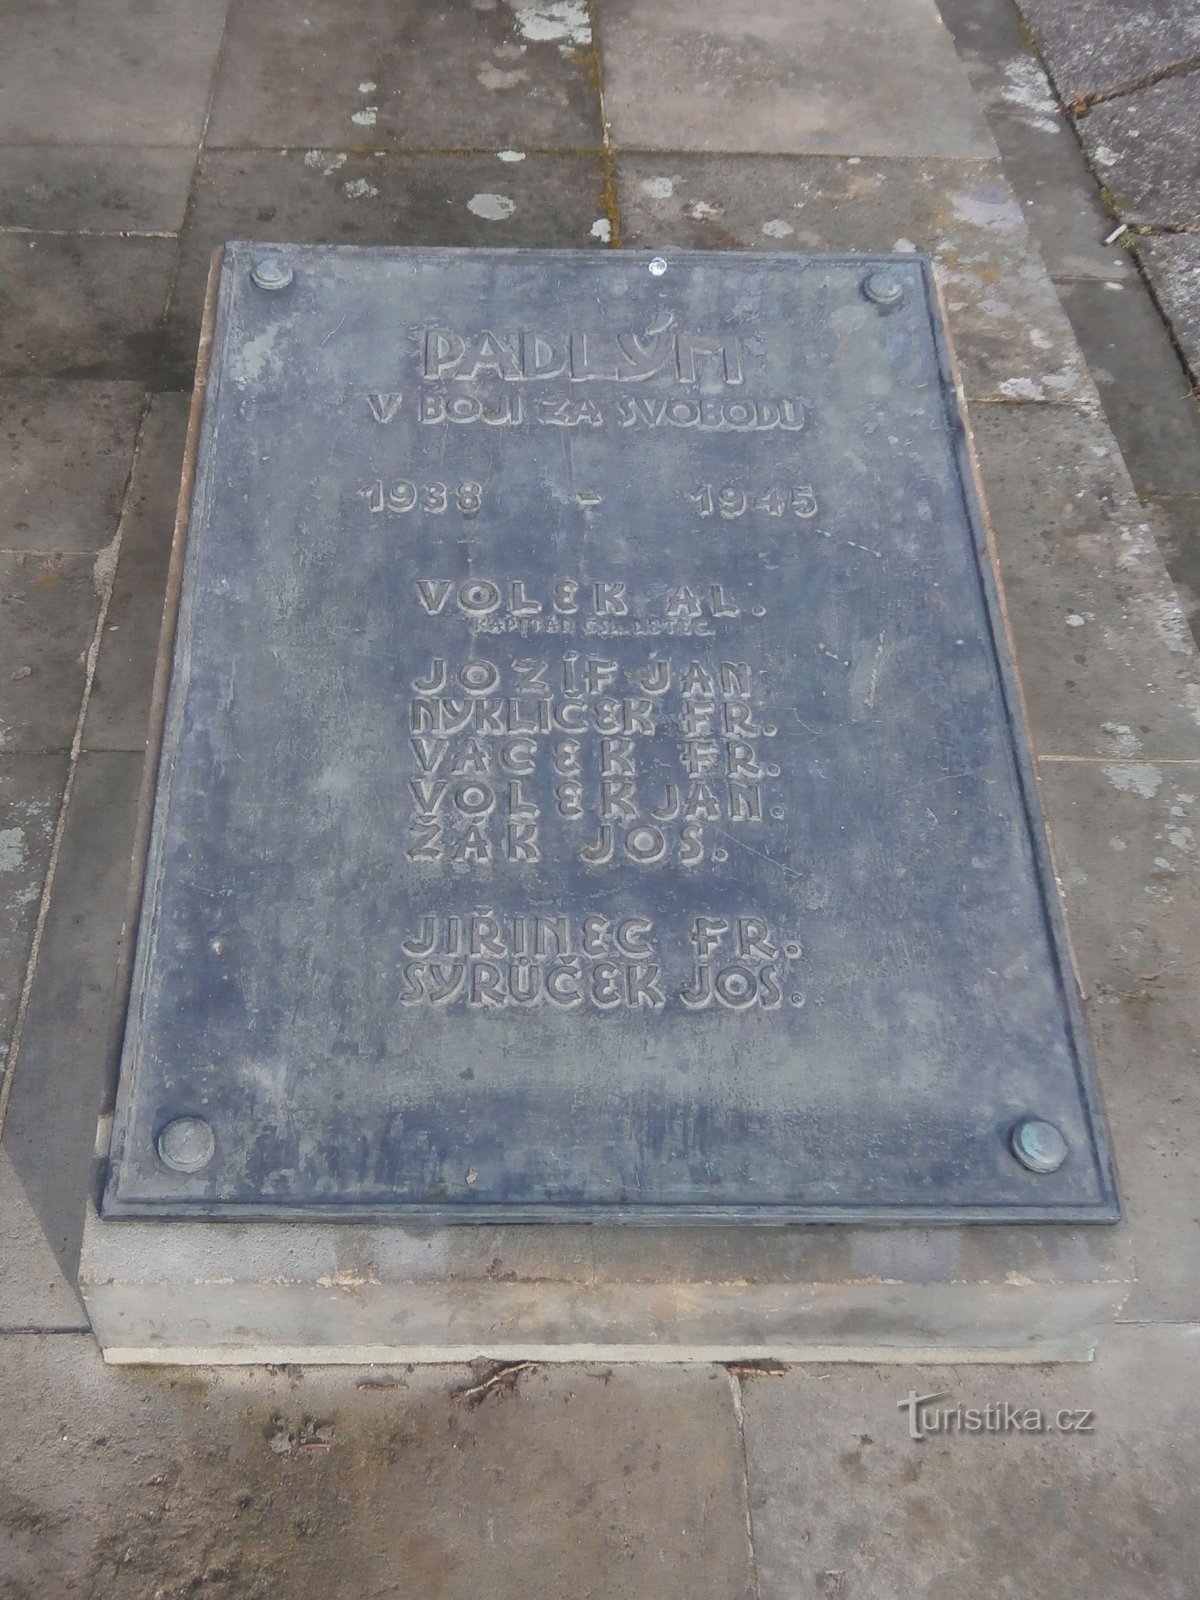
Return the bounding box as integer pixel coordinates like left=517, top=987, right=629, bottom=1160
left=104, top=245, right=1118, bottom=1221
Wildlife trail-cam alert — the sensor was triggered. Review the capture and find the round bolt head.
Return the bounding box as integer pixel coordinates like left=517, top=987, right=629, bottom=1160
left=1010, top=1118, right=1068, bottom=1174
left=862, top=270, right=904, bottom=307
left=157, top=1115, right=216, bottom=1174
left=648, top=256, right=668, bottom=277
left=250, top=255, right=293, bottom=292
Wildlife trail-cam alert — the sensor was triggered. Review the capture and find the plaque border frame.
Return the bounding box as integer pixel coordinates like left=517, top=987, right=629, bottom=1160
left=98, top=244, right=1121, bottom=1226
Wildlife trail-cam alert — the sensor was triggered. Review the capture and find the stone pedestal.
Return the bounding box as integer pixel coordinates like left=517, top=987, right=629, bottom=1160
left=84, top=244, right=1124, bottom=1362
left=81, top=1209, right=1131, bottom=1364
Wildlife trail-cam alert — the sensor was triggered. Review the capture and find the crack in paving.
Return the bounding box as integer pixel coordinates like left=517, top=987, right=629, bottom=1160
left=727, top=1368, right=764, bottom=1600
left=1067, top=49, right=1200, bottom=115
left=1132, top=221, right=1200, bottom=237
left=585, top=0, right=621, bottom=247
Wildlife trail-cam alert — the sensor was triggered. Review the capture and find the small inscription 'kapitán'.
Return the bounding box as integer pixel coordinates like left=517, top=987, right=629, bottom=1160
left=103, top=246, right=1117, bottom=1221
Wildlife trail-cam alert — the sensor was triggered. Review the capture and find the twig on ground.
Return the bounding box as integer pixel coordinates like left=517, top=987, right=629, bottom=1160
left=452, top=1361, right=536, bottom=1406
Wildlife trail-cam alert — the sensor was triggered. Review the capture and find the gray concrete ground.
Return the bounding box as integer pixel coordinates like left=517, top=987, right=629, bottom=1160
left=988, top=0, right=1200, bottom=637
left=2, top=0, right=1200, bottom=1594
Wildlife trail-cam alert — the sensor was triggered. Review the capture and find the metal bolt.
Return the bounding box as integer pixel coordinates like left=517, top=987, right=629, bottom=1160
left=250, top=255, right=293, bottom=292
left=1010, top=1118, right=1068, bottom=1174
left=157, top=1115, right=216, bottom=1173
left=862, top=269, right=904, bottom=307
left=648, top=256, right=668, bottom=277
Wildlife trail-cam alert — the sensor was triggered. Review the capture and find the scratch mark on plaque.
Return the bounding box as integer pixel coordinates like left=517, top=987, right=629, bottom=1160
left=711, top=828, right=804, bottom=882
left=782, top=707, right=823, bottom=739
left=817, top=643, right=849, bottom=667
left=817, top=527, right=882, bottom=559
left=320, top=314, right=348, bottom=347
left=864, top=631, right=888, bottom=710
left=891, top=766, right=987, bottom=798
left=562, top=432, right=591, bottom=564
left=221, top=657, right=238, bottom=722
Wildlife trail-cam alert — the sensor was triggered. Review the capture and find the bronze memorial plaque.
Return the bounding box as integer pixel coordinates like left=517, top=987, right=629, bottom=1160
left=103, top=244, right=1118, bottom=1222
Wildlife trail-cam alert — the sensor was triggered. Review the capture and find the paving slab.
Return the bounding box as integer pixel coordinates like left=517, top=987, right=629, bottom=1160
left=599, top=0, right=995, bottom=158
left=1056, top=276, right=1200, bottom=497
left=205, top=0, right=600, bottom=153
left=1084, top=986, right=1200, bottom=1323
left=938, top=0, right=1059, bottom=111
left=967, top=403, right=1200, bottom=758
left=1077, top=76, right=1200, bottom=225
left=0, top=753, right=65, bottom=1074
left=83, top=394, right=190, bottom=753
left=936, top=0, right=1136, bottom=279
left=1041, top=757, right=1200, bottom=1322
left=1, top=753, right=143, bottom=1283
left=0, top=1152, right=87, bottom=1329
left=0, top=146, right=196, bottom=235
left=985, top=110, right=1134, bottom=280
left=0, top=381, right=146, bottom=556
left=938, top=0, right=1200, bottom=671
left=617, top=155, right=1095, bottom=405
left=0, top=234, right=179, bottom=386
left=0, top=551, right=99, bottom=752
left=1138, top=233, right=1200, bottom=382
left=741, top=1323, right=1200, bottom=1600
left=0, top=0, right=230, bottom=148
left=1148, top=495, right=1200, bottom=643
left=0, top=1338, right=753, bottom=1600
left=1016, top=0, right=1200, bottom=96
left=166, top=149, right=608, bottom=382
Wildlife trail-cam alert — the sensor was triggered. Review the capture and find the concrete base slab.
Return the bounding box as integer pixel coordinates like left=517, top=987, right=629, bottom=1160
left=80, top=1208, right=1132, bottom=1365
